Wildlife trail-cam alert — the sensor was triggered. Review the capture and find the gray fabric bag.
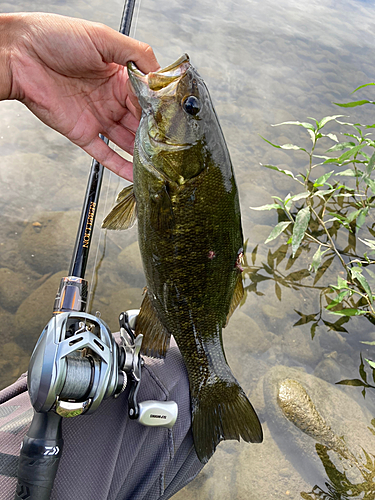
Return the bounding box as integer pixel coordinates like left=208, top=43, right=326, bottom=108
left=0, top=337, right=203, bottom=500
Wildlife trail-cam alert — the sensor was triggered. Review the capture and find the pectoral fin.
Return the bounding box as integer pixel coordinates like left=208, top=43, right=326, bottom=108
left=135, top=292, right=171, bottom=358
left=102, top=185, right=137, bottom=230
left=224, top=273, right=244, bottom=327
left=150, top=184, right=174, bottom=233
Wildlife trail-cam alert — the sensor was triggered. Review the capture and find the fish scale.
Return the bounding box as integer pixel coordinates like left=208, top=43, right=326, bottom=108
left=103, top=54, right=263, bottom=463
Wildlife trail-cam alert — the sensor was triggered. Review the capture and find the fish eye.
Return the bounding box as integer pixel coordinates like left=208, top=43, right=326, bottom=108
left=182, top=96, right=200, bottom=116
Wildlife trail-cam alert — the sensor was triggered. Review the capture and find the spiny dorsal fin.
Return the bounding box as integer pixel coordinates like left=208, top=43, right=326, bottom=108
left=224, top=273, right=244, bottom=327
left=102, top=185, right=137, bottom=230
left=135, top=292, right=171, bottom=358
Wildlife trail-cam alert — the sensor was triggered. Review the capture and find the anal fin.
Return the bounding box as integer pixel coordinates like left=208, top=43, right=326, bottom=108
left=135, top=292, right=171, bottom=358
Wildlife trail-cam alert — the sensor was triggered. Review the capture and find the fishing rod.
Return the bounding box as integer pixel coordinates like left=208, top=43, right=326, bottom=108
left=14, top=2, right=177, bottom=499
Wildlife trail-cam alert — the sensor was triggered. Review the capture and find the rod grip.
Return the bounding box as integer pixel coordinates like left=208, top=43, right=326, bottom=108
left=15, top=412, right=63, bottom=500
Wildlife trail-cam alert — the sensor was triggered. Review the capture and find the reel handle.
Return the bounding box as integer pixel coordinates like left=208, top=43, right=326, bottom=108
left=15, top=412, right=63, bottom=500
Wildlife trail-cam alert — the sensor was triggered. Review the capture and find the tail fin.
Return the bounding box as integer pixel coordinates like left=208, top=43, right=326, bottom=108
left=191, top=381, right=263, bottom=464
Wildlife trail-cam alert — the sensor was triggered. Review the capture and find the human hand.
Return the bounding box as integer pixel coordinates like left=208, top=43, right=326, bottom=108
left=0, top=13, right=159, bottom=181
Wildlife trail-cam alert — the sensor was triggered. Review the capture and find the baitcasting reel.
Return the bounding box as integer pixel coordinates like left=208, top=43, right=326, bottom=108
left=28, top=309, right=178, bottom=426
left=15, top=310, right=177, bottom=500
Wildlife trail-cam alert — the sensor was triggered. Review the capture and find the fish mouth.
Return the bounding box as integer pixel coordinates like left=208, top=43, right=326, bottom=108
left=127, top=54, right=190, bottom=94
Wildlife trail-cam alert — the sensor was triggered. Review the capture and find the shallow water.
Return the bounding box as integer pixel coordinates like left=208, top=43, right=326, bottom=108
left=1, top=0, right=375, bottom=498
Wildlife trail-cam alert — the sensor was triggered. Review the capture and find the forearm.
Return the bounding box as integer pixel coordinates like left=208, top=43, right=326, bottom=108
left=0, top=13, right=18, bottom=101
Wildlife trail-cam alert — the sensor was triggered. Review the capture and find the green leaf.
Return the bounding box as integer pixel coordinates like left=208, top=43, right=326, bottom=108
left=317, top=115, right=344, bottom=130
left=292, top=206, right=310, bottom=257
left=353, top=83, right=375, bottom=93
left=359, top=238, right=375, bottom=250
left=351, top=266, right=373, bottom=302
left=250, top=203, right=281, bottom=211
left=326, top=141, right=356, bottom=153
left=337, top=143, right=366, bottom=163
left=365, top=358, right=375, bottom=369
left=322, top=133, right=339, bottom=142
left=271, top=120, right=315, bottom=131
left=337, top=276, right=351, bottom=289
left=356, top=207, right=368, bottom=229
left=307, top=129, right=315, bottom=144
left=346, top=208, right=363, bottom=223
left=329, top=308, right=368, bottom=316
left=335, top=169, right=358, bottom=177
left=364, top=176, right=375, bottom=195
left=337, top=120, right=362, bottom=134
left=260, top=137, right=307, bottom=153
left=288, top=191, right=310, bottom=202
left=314, top=170, right=334, bottom=187
left=334, top=99, right=375, bottom=108
left=361, top=340, right=375, bottom=345
left=365, top=151, right=375, bottom=175
left=326, top=289, right=350, bottom=309
left=315, top=188, right=338, bottom=198
left=264, top=221, right=292, bottom=244
left=260, top=164, right=301, bottom=182
left=309, top=246, right=329, bottom=273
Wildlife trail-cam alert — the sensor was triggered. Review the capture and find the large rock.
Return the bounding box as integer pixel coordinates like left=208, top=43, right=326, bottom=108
left=263, top=366, right=375, bottom=490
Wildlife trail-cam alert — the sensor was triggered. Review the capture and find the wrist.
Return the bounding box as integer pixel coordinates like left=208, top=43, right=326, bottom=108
left=0, top=13, right=24, bottom=101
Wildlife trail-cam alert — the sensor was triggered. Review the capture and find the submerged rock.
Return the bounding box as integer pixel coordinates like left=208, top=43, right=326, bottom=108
left=19, top=211, right=79, bottom=274
left=14, top=271, right=66, bottom=352
left=0, top=342, right=29, bottom=391
left=91, top=287, right=144, bottom=333
left=263, top=366, right=375, bottom=489
left=0, top=267, right=32, bottom=312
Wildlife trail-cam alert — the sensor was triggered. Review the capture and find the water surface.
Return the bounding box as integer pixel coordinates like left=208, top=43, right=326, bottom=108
left=1, top=0, right=375, bottom=498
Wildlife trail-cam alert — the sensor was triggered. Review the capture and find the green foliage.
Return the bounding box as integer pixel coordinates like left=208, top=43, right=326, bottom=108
left=253, top=86, right=375, bottom=322
left=251, top=85, right=375, bottom=398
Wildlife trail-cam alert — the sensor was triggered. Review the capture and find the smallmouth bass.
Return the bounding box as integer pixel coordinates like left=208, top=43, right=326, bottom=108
left=103, top=54, right=263, bottom=463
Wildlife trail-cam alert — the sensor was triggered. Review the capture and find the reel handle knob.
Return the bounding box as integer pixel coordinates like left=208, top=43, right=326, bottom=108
left=137, top=400, right=178, bottom=429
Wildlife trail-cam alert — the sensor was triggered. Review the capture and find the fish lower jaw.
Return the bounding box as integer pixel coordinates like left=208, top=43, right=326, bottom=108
left=148, top=133, right=193, bottom=151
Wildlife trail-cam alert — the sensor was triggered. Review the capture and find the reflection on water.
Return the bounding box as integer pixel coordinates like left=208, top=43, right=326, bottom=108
left=2, top=0, right=375, bottom=498
left=301, top=442, right=375, bottom=500
left=277, top=379, right=375, bottom=499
